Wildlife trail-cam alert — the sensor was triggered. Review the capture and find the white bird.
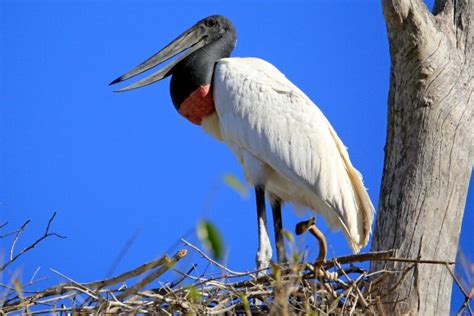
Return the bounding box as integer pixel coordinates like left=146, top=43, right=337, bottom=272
left=110, top=15, right=375, bottom=272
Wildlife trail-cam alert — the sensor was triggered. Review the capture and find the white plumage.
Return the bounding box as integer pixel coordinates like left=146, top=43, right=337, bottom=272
left=110, top=14, right=376, bottom=261
left=202, top=57, right=374, bottom=252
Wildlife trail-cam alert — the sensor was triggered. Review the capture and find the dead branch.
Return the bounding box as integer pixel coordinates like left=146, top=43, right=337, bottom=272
left=118, top=249, right=187, bottom=300
left=0, top=213, right=65, bottom=273
left=181, top=238, right=253, bottom=278
left=0, top=229, right=470, bottom=315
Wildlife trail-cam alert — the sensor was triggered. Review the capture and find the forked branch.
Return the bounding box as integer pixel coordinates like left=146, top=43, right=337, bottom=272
left=0, top=212, right=65, bottom=273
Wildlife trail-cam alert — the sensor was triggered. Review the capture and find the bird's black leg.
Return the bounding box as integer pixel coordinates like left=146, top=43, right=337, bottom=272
left=271, top=198, right=286, bottom=263
left=255, top=186, right=272, bottom=276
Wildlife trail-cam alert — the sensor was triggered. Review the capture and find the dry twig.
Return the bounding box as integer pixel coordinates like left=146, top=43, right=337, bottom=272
left=0, top=226, right=470, bottom=315
left=0, top=212, right=65, bottom=273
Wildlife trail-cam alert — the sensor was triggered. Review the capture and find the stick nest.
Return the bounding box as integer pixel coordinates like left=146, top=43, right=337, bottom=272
left=0, top=214, right=471, bottom=315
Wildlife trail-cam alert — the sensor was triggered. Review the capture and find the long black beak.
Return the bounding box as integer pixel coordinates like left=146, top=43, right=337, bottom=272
left=110, top=23, right=207, bottom=92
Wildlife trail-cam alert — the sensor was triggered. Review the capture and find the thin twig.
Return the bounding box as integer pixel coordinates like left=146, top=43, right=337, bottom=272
left=10, top=220, right=31, bottom=260
left=323, top=250, right=455, bottom=268
left=181, top=239, right=254, bottom=278
left=1, top=213, right=65, bottom=273
left=106, top=229, right=141, bottom=278
left=0, top=240, right=470, bottom=315
left=445, top=263, right=473, bottom=315
left=171, top=264, right=198, bottom=288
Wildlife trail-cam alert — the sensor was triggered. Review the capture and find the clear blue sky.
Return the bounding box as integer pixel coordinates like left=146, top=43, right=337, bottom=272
left=1, top=0, right=472, bottom=312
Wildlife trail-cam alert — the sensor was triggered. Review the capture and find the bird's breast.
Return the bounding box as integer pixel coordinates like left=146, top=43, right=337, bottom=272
left=178, top=84, right=215, bottom=125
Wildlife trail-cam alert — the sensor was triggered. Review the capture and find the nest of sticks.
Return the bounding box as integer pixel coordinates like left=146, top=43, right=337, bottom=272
left=0, top=214, right=471, bottom=315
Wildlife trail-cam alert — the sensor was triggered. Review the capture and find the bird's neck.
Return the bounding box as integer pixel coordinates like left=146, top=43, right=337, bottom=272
left=170, top=33, right=235, bottom=125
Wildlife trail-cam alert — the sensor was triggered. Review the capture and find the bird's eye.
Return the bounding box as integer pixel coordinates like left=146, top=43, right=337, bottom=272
left=205, top=19, right=217, bottom=27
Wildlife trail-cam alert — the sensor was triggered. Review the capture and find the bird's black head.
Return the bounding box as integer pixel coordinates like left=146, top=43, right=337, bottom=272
left=196, top=15, right=236, bottom=48
left=109, top=15, right=236, bottom=92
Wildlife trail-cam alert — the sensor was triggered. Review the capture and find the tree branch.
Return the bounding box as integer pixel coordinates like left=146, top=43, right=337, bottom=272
left=432, top=0, right=471, bottom=54
left=381, top=0, right=447, bottom=82
left=382, top=0, right=434, bottom=30
left=0, top=213, right=65, bottom=273
left=117, top=249, right=187, bottom=300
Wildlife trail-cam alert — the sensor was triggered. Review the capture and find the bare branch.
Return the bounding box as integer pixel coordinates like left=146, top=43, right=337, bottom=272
left=117, top=249, right=187, bottom=300
left=170, top=264, right=198, bottom=288
left=88, top=253, right=170, bottom=289
left=0, top=220, right=29, bottom=239
left=324, top=250, right=395, bottom=268
left=181, top=238, right=253, bottom=278
left=0, top=213, right=65, bottom=273
left=106, top=229, right=140, bottom=278
left=382, top=0, right=434, bottom=30
left=1, top=217, right=470, bottom=314
left=2, top=248, right=469, bottom=315
left=10, top=220, right=32, bottom=260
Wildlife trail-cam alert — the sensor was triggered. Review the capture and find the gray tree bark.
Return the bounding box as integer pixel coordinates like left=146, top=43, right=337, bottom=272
left=371, top=0, right=473, bottom=315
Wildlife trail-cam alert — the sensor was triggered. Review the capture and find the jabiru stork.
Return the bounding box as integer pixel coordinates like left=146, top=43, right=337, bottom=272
left=110, top=15, right=375, bottom=273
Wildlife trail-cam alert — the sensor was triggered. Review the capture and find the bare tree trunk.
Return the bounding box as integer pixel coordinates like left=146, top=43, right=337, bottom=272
left=371, top=0, right=473, bottom=314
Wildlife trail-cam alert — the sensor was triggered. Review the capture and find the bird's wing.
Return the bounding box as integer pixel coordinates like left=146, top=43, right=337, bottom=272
left=213, top=57, right=374, bottom=252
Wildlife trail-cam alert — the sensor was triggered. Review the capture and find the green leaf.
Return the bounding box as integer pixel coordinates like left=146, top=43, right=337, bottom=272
left=197, top=220, right=225, bottom=261
left=238, top=293, right=251, bottom=315
left=187, top=285, right=201, bottom=302
left=223, top=173, right=248, bottom=198
left=283, top=229, right=295, bottom=244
